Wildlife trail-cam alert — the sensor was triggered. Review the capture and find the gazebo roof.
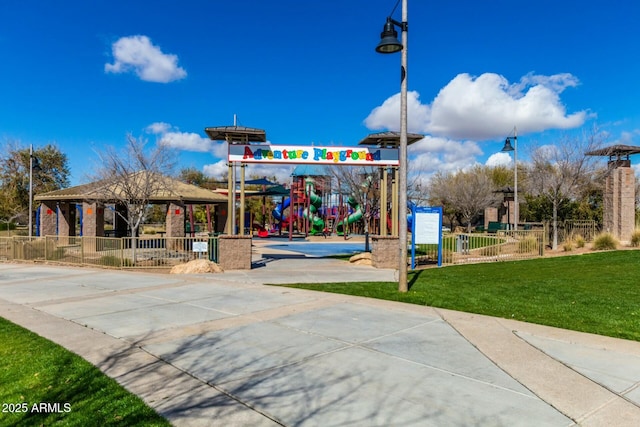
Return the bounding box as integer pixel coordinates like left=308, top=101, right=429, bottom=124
left=35, top=172, right=227, bottom=204
left=358, top=131, right=424, bottom=147
left=204, top=126, right=267, bottom=143
left=586, top=144, right=640, bottom=157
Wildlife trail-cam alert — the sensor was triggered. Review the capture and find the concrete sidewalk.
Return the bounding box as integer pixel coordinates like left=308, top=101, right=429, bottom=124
left=1, top=259, right=639, bottom=426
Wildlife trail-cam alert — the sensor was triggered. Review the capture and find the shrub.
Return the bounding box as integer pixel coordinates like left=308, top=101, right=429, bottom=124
left=592, top=232, right=618, bottom=251
left=630, top=230, right=640, bottom=247
left=99, top=255, right=133, bottom=267
left=45, top=247, right=66, bottom=260
left=0, top=223, right=16, bottom=231
left=518, top=237, right=539, bottom=253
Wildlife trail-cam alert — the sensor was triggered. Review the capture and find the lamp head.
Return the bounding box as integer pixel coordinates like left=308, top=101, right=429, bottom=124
left=376, top=18, right=403, bottom=54
left=501, top=137, right=515, bottom=152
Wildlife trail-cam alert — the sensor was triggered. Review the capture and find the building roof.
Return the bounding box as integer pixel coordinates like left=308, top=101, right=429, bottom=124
left=35, top=172, right=227, bottom=204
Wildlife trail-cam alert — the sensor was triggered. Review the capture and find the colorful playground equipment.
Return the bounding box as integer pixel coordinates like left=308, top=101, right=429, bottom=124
left=271, top=176, right=328, bottom=236
left=267, top=165, right=419, bottom=238
left=336, top=196, right=363, bottom=236
left=302, top=179, right=325, bottom=235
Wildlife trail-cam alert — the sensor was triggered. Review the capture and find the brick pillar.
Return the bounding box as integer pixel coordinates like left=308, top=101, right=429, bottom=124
left=218, top=235, right=252, bottom=270
left=216, top=205, right=228, bottom=234
left=604, top=165, right=635, bottom=243
left=82, top=202, right=104, bottom=237
left=371, top=236, right=400, bottom=269
left=58, top=202, right=76, bottom=237
left=484, top=207, right=498, bottom=230
left=166, top=202, right=185, bottom=237
left=39, top=202, right=57, bottom=236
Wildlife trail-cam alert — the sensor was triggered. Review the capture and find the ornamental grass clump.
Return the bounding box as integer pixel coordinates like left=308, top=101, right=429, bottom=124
left=630, top=229, right=640, bottom=247
left=518, top=236, right=539, bottom=253
left=592, top=232, right=618, bottom=251
left=574, top=234, right=586, bottom=248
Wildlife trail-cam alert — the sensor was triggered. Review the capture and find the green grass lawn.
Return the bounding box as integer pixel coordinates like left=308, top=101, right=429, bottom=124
left=0, top=317, right=170, bottom=426
left=278, top=250, right=640, bottom=341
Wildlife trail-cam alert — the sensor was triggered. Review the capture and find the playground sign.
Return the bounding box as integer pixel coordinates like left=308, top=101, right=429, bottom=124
left=411, top=206, right=443, bottom=268
left=229, top=144, right=399, bottom=166
left=192, top=241, right=208, bottom=253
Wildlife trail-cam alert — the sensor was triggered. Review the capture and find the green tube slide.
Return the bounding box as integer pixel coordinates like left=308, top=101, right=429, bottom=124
left=303, top=180, right=325, bottom=235
left=336, top=196, right=362, bottom=235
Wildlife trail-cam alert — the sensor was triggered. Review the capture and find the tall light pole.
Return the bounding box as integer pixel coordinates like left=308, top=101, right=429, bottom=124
left=376, top=0, right=409, bottom=292
left=28, top=144, right=34, bottom=239
left=501, top=127, right=518, bottom=230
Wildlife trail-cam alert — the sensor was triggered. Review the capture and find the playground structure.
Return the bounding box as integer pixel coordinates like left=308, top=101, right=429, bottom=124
left=272, top=167, right=370, bottom=236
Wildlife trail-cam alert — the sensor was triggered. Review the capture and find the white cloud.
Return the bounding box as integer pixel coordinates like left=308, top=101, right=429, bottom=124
left=105, top=35, right=187, bottom=83
left=146, top=122, right=171, bottom=134
left=245, top=164, right=294, bottom=184
left=364, top=72, right=588, bottom=141
left=614, top=129, right=640, bottom=145
left=408, top=135, right=483, bottom=178
left=485, top=152, right=513, bottom=167
left=146, top=122, right=227, bottom=157
left=203, top=161, right=228, bottom=178
left=202, top=162, right=293, bottom=184
left=364, top=91, right=430, bottom=133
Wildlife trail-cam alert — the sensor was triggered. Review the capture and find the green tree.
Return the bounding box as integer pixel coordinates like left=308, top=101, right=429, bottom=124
left=245, top=175, right=280, bottom=230
left=0, top=143, right=70, bottom=223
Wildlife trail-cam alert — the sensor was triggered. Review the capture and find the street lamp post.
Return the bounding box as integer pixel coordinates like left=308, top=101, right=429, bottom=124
left=28, top=144, right=34, bottom=239
left=376, top=0, right=409, bottom=292
left=501, top=127, right=518, bottom=230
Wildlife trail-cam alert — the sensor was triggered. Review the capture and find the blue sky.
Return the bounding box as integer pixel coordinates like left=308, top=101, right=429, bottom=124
left=2, top=0, right=640, bottom=185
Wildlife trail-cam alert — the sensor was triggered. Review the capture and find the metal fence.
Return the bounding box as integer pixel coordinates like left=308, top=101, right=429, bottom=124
left=413, top=230, right=545, bottom=268
left=0, top=235, right=219, bottom=269
left=557, top=220, right=598, bottom=243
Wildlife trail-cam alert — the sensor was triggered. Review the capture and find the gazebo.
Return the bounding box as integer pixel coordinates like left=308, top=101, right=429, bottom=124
left=34, top=173, right=228, bottom=238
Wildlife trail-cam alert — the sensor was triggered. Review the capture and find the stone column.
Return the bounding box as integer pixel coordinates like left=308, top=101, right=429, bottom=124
left=166, top=202, right=185, bottom=237
left=484, top=207, right=498, bottom=230
left=218, top=235, right=252, bottom=270
left=58, top=202, right=76, bottom=237
left=82, top=202, right=104, bottom=252
left=82, top=202, right=104, bottom=237
left=604, top=164, right=635, bottom=244
left=371, top=235, right=400, bottom=269
left=165, top=202, right=185, bottom=251
left=39, top=201, right=57, bottom=236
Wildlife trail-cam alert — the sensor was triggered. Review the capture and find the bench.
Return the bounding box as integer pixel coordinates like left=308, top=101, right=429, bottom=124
left=487, top=222, right=508, bottom=233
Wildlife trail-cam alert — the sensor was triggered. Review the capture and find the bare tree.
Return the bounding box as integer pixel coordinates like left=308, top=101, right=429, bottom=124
left=92, top=135, right=177, bottom=258
left=328, top=166, right=380, bottom=235
left=526, top=127, right=605, bottom=249
left=428, top=165, right=502, bottom=232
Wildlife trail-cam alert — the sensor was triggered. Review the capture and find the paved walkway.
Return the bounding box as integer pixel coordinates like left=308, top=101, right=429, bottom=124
left=1, top=245, right=640, bottom=426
